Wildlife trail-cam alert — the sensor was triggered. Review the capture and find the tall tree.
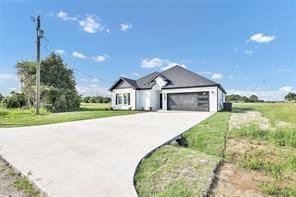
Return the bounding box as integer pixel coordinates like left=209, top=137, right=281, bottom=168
left=16, top=53, right=80, bottom=111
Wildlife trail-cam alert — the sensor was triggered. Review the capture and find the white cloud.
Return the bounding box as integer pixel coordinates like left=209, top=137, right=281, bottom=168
left=57, top=11, right=109, bottom=34
left=279, top=86, right=293, bottom=92
left=56, top=10, right=77, bottom=21
left=211, top=73, right=223, bottom=80
left=228, top=75, right=235, bottom=79
left=141, top=58, right=165, bottom=68
left=134, top=73, right=141, bottom=77
left=55, top=49, right=65, bottom=54
left=120, top=23, right=133, bottom=31
left=81, top=78, right=88, bottom=82
left=72, top=51, right=86, bottom=59
left=250, top=33, right=275, bottom=43
left=0, top=73, right=17, bottom=81
left=91, top=78, right=99, bottom=82
left=92, top=54, right=109, bottom=62
left=90, top=84, right=98, bottom=88
left=140, top=57, right=186, bottom=71
left=79, top=15, right=106, bottom=33
left=228, top=88, right=295, bottom=101
left=244, top=50, right=253, bottom=55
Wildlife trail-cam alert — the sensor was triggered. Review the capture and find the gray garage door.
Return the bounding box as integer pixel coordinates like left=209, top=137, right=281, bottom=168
left=167, top=92, right=209, bottom=111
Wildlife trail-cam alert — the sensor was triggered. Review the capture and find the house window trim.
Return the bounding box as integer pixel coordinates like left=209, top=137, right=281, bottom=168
left=115, top=93, right=130, bottom=106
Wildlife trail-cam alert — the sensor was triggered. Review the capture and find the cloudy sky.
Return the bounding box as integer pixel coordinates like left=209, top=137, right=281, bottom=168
left=0, top=0, right=295, bottom=100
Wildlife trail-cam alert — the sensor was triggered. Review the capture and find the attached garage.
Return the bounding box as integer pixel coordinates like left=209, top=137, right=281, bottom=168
left=167, top=92, right=209, bottom=111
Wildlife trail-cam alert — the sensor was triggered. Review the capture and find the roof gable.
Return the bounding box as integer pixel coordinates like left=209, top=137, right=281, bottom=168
left=109, top=65, right=226, bottom=93
left=109, top=77, right=137, bottom=91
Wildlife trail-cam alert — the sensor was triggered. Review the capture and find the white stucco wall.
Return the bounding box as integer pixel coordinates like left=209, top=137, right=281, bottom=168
left=161, top=86, right=219, bottom=112
left=111, top=88, right=136, bottom=110
left=136, top=90, right=151, bottom=110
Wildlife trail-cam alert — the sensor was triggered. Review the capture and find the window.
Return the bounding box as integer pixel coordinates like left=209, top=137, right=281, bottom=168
left=116, top=93, right=123, bottom=105
left=123, top=93, right=130, bottom=105
left=116, top=93, right=130, bottom=105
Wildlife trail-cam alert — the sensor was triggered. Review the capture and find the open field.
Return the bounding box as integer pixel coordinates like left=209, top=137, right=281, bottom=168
left=214, top=103, right=296, bottom=196
left=135, top=112, right=230, bottom=196
left=0, top=103, right=139, bottom=128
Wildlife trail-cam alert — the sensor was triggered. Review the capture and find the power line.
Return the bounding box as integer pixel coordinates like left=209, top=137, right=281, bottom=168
left=40, top=36, right=114, bottom=84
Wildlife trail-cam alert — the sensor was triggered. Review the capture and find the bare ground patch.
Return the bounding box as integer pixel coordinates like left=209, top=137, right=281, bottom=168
left=211, top=162, right=265, bottom=197
left=229, top=109, right=270, bottom=130
left=0, top=158, right=41, bottom=197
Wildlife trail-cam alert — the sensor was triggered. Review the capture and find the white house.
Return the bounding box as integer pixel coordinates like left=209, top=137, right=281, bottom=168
left=109, top=65, right=226, bottom=112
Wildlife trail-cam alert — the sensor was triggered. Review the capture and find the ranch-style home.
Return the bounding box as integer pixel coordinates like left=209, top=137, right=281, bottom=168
left=109, top=65, right=226, bottom=112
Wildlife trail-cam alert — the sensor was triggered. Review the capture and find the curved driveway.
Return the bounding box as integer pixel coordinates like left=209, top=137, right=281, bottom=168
left=0, top=111, right=213, bottom=197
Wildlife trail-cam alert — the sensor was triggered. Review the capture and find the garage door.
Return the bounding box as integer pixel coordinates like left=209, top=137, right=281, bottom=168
left=167, top=92, right=209, bottom=111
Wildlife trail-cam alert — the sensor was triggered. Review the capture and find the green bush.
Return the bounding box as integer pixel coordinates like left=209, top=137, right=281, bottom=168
left=2, top=91, right=26, bottom=108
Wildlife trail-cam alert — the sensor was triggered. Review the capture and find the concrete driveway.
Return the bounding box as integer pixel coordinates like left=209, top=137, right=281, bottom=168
left=0, top=111, right=213, bottom=197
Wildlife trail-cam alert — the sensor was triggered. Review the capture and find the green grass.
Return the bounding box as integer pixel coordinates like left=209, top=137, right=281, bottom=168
left=229, top=124, right=296, bottom=147
left=229, top=103, right=296, bottom=196
left=0, top=103, right=140, bottom=127
left=135, top=112, right=230, bottom=197
left=234, top=103, right=296, bottom=124
left=14, top=177, right=40, bottom=197
left=184, top=112, right=230, bottom=157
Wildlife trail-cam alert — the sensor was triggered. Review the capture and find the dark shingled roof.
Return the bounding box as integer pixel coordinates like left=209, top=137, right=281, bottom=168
left=109, top=65, right=226, bottom=93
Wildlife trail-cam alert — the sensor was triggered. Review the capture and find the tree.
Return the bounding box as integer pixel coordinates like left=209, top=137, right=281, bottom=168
left=249, top=95, right=258, bottom=102
left=0, top=92, right=3, bottom=102
left=285, top=92, right=296, bottom=102
left=83, top=96, right=91, bottom=103
left=16, top=60, right=36, bottom=106
left=16, top=53, right=80, bottom=112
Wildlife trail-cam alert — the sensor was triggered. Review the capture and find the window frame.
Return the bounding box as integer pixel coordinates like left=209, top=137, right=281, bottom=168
left=116, top=93, right=130, bottom=105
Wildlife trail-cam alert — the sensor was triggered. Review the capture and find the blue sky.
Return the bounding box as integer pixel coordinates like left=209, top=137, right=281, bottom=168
left=0, top=0, right=295, bottom=100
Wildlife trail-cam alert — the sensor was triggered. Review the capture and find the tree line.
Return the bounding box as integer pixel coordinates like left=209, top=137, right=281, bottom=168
left=82, top=96, right=111, bottom=103
left=226, top=94, right=263, bottom=102
left=0, top=53, right=110, bottom=112
left=226, top=93, right=296, bottom=102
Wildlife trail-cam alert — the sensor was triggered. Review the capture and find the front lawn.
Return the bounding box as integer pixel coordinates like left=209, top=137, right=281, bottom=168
left=0, top=103, right=140, bottom=128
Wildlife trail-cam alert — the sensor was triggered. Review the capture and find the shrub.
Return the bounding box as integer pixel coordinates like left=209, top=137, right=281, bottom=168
left=2, top=91, right=26, bottom=108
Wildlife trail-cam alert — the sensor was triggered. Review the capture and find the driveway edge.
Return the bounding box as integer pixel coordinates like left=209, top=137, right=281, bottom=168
left=0, top=154, right=48, bottom=197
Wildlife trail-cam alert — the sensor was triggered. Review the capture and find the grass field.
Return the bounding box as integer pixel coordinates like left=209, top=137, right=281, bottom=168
left=135, top=112, right=230, bottom=196
left=0, top=103, right=139, bottom=128
left=226, top=103, right=296, bottom=196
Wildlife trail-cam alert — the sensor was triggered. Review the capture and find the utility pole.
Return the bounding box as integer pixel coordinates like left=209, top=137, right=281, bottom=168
left=34, top=16, right=44, bottom=114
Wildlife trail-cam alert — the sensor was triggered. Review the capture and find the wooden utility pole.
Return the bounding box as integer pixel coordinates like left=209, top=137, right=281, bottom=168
left=35, top=15, right=43, bottom=114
